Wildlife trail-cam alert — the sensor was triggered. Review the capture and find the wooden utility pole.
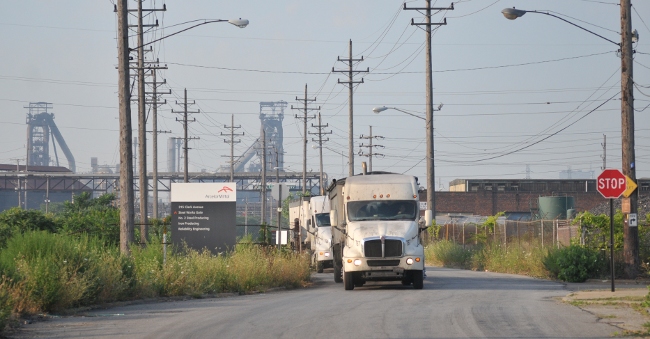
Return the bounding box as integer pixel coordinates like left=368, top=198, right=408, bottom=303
left=358, top=126, right=385, bottom=172
left=291, top=84, right=318, bottom=195
left=147, top=69, right=170, bottom=219
left=221, top=114, right=243, bottom=182
left=404, top=1, right=453, bottom=217
left=620, top=0, right=638, bottom=277
left=131, top=0, right=165, bottom=240
left=333, top=41, right=368, bottom=177
left=309, top=113, right=332, bottom=195
left=261, top=130, right=267, bottom=225
left=116, top=0, right=135, bottom=254
left=172, top=89, right=199, bottom=183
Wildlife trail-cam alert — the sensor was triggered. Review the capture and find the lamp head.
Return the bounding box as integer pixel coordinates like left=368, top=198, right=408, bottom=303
left=372, top=106, right=389, bottom=114
left=501, top=7, right=526, bottom=20
left=228, top=18, right=249, bottom=28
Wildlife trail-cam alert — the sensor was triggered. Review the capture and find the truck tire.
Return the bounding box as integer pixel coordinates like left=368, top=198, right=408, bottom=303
left=316, top=261, right=324, bottom=273
left=412, top=270, right=424, bottom=289
left=343, top=271, right=355, bottom=290
left=334, top=261, right=343, bottom=283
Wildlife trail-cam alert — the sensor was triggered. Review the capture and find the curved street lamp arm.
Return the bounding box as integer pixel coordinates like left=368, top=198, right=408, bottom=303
left=510, top=9, right=620, bottom=47
left=130, top=19, right=241, bottom=51
left=373, top=106, right=425, bottom=120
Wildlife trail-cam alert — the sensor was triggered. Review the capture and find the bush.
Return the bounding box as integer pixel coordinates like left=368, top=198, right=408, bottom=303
left=547, top=245, right=602, bottom=282
left=425, top=240, right=473, bottom=269
left=0, top=277, right=13, bottom=332
left=0, top=231, right=109, bottom=312
left=0, top=208, right=58, bottom=248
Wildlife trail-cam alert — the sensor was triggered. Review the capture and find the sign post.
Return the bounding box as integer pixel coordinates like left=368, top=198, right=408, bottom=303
left=597, top=169, right=627, bottom=292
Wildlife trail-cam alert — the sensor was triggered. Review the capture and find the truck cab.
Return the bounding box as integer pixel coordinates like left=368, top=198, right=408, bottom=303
left=328, top=171, right=432, bottom=290
left=309, top=196, right=332, bottom=273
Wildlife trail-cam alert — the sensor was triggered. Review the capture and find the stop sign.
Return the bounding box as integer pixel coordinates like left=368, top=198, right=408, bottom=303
left=597, top=169, right=626, bottom=198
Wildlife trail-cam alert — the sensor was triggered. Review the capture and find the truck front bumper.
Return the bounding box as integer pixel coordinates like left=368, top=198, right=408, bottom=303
left=342, top=256, right=424, bottom=274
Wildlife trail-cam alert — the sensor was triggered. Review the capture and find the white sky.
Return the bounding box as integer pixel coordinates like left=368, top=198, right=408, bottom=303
left=0, top=0, right=649, bottom=190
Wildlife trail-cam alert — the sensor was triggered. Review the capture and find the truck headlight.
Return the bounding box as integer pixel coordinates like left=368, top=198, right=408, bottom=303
left=354, top=259, right=361, bottom=266
left=406, top=258, right=414, bottom=265
left=324, top=252, right=330, bottom=257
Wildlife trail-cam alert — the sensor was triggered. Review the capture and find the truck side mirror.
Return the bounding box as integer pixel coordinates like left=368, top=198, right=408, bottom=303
left=330, top=210, right=338, bottom=227
left=419, top=210, right=433, bottom=229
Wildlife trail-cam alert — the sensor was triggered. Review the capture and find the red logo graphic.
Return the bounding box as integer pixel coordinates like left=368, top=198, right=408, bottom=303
left=218, top=186, right=234, bottom=193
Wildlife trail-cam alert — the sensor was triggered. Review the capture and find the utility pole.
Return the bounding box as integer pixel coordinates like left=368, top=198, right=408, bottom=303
left=128, top=0, right=164, bottom=242
left=172, top=89, right=200, bottom=182
left=403, top=1, right=453, bottom=217
left=601, top=134, right=607, bottom=171
left=309, top=113, right=332, bottom=195
left=276, top=150, right=281, bottom=251
left=333, top=40, right=368, bottom=177
left=45, top=176, right=50, bottom=213
left=261, top=131, right=267, bottom=226
left=620, top=0, right=638, bottom=278
left=146, top=68, right=170, bottom=219
left=13, top=159, right=21, bottom=208
left=221, top=114, right=244, bottom=182
left=358, top=126, right=385, bottom=172
left=291, top=84, right=318, bottom=195
left=116, top=0, right=135, bottom=254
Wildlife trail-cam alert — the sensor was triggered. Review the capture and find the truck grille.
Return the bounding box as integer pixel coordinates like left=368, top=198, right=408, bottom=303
left=367, top=260, right=400, bottom=267
left=364, top=239, right=402, bottom=257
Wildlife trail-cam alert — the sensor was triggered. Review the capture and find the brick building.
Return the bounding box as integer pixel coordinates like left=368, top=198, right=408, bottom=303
left=420, top=178, right=650, bottom=217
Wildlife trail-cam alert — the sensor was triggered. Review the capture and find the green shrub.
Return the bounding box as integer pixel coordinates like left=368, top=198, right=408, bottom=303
left=0, top=277, right=13, bottom=332
left=543, top=247, right=561, bottom=278
left=55, top=193, right=120, bottom=246
left=550, top=244, right=602, bottom=282
left=425, top=240, right=473, bottom=269
left=0, top=208, right=58, bottom=248
left=0, top=231, right=108, bottom=312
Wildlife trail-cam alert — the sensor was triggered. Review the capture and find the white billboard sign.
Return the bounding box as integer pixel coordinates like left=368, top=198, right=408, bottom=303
left=171, top=183, right=237, bottom=202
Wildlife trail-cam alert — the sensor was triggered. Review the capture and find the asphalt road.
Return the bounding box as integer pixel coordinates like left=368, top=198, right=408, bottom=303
left=10, top=267, right=622, bottom=339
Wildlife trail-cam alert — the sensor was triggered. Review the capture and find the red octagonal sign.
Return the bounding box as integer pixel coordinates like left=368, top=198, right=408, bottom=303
left=597, top=169, right=626, bottom=199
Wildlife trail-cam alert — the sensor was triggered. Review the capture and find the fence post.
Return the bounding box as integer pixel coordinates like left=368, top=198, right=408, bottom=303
left=462, top=222, right=465, bottom=249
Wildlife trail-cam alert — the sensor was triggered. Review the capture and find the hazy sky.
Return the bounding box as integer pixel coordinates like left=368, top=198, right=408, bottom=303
left=1, top=0, right=648, bottom=190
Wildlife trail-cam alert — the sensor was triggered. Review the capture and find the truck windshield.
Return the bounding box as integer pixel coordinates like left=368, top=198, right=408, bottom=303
left=347, top=200, right=417, bottom=221
left=314, top=213, right=331, bottom=227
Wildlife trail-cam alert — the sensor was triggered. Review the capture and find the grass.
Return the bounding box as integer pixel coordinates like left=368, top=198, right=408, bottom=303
left=0, top=231, right=310, bottom=334
left=425, top=240, right=553, bottom=279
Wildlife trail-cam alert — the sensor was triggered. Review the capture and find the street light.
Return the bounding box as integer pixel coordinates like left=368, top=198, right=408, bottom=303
left=501, top=4, right=638, bottom=277
left=372, top=106, right=442, bottom=121
left=501, top=8, right=619, bottom=46
left=373, top=105, right=442, bottom=218
left=116, top=0, right=248, bottom=254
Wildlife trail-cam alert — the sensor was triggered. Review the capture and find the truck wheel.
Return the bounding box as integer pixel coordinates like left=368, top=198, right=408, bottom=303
left=343, top=271, right=355, bottom=290
left=334, top=261, right=343, bottom=283
left=412, top=270, right=424, bottom=289
left=316, top=261, right=324, bottom=273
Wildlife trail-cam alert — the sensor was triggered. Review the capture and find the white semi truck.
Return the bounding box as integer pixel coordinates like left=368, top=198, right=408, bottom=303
left=327, top=167, right=432, bottom=290
left=308, top=195, right=332, bottom=273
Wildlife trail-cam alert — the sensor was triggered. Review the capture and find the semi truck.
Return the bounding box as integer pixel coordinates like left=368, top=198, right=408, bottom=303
left=327, top=166, right=432, bottom=290
left=308, top=195, right=332, bottom=273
